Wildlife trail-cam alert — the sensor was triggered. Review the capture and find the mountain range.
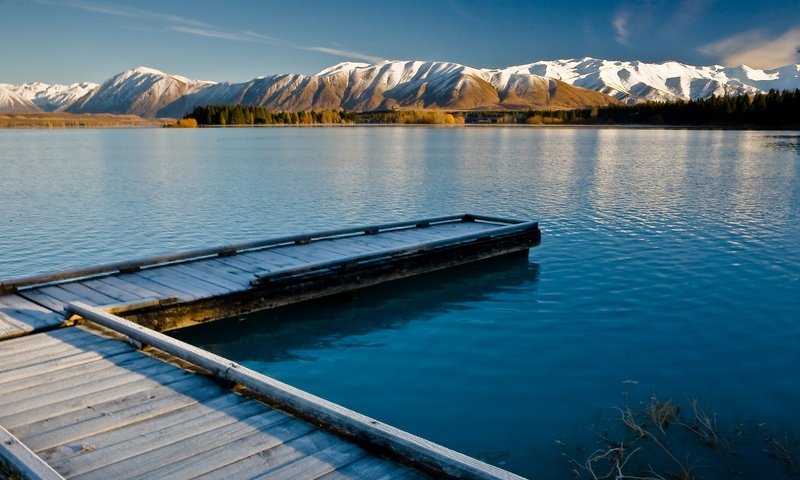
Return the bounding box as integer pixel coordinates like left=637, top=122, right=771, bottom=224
left=2, top=58, right=799, bottom=118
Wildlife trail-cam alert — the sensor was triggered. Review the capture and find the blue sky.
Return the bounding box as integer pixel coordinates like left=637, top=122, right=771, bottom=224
left=1, top=0, right=799, bottom=84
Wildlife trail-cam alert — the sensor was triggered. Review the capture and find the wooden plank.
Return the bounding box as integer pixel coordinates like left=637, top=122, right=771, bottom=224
left=339, top=234, right=414, bottom=250
left=120, top=417, right=314, bottom=480
left=0, top=347, right=134, bottom=391
left=237, top=250, right=307, bottom=271
left=16, top=289, right=67, bottom=313
left=1, top=354, right=166, bottom=407
left=114, top=273, right=193, bottom=301
left=77, top=411, right=297, bottom=480
left=0, top=351, right=143, bottom=396
left=93, top=276, right=164, bottom=300
left=0, top=425, right=65, bottom=480
left=251, top=441, right=367, bottom=480
left=49, top=283, right=119, bottom=307
left=0, top=337, right=129, bottom=375
left=18, top=375, right=222, bottom=452
left=308, top=240, right=371, bottom=257
left=0, top=294, right=63, bottom=330
left=42, top=394, right=270, bottom=476
left=34, top=285, right=95, bottom=308
left=188, top=259, right=254, bottom=282
left=74, top=278, right=145, bottom=303
left=1, top=358, right=179, bottom=426
left=315, top=457, right=412, bottom=480
left=169, top=263, right=248, bottom=291
left=212, top=255, right=267, bottom=274
left=0, top=319, right=25, bottom=339
left=136, top=268, right=227, bottom=299
left=192, top=430, right=343, bottom=480
left=66, top=303, right=528, bottom=480
left=270, top=244, right=346, bottom=264
left=0, top=327, right=100, bottom=358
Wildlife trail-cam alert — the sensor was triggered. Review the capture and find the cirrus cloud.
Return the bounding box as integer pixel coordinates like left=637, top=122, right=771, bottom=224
left=700, top=27, right=800, bottom=69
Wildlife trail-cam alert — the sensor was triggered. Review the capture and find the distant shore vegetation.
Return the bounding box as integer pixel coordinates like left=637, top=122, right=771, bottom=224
left=182, top=89, right=800, bottom=128
left=0, top=112, right=163, bottom=128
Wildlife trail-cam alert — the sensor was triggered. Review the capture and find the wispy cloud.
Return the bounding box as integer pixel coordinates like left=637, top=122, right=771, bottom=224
left=170, top=27, right=277, bottom=43
left=612, top=9, right=631, bottom=45
left=35, top=0, right=384, bottom=67
left=700, top=27, right=800, bottom=69
left=299, top=46, right=385, bottom=64
left=34, top=0, right=211, bottom=28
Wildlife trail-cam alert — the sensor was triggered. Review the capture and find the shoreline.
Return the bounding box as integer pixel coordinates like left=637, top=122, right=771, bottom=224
left=1, top=113, right=798, bottom=131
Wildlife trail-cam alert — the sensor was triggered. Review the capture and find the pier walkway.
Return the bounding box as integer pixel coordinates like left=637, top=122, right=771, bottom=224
left=0, top=214, right=540, bottom=480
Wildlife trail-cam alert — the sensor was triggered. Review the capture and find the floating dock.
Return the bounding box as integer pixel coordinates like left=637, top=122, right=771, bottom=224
left=0, top=214, right=540, bottom=480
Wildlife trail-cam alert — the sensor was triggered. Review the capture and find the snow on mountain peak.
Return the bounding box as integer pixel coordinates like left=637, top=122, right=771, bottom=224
left=316, top=62, right=371, bottom=76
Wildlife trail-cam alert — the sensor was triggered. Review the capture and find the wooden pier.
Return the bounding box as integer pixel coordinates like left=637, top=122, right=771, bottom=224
left=0, top=214, right=540, bottom=480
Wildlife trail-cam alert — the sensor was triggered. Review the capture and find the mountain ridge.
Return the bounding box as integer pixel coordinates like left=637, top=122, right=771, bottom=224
left=3, top=58, right=799, bottom=118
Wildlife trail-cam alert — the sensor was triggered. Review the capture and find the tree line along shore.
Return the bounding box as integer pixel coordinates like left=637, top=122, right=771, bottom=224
left=176, top=89, right=799, bottom=128
left=3, top=89, right=797, bottom=128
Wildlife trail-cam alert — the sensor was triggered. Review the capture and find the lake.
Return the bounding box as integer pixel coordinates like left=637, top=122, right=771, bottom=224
left=1, top=127, right=799, bottom=479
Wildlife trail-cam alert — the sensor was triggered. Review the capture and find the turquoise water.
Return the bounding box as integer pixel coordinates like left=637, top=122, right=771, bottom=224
left=1, top=127, right=799, bottom=478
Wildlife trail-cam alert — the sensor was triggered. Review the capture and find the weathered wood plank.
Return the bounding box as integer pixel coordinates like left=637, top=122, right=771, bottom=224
left=169, top=263, right=248, bottom=291
left=16, top=289, right=67, bottom=314
left=306, top=240, right=372, bottom=257
left=0, top=347, right=134, bottom=391
left=76, top=411, right=296, bottom=480
left=0, top=425, right=65, bottom=480
left=68, top=279, right=142, bottom=304
left=0, top=337, right=129, bottom=376
left=49, top=283, right=119, bottom=307
left=17, top=375, right=221, bottom=452
left=251, top=441, right=367, bottom=480
left=0, top=319, right=25, bottom=339
left=185, top=260, right=254, bottom=287
left=1, top=359, right=180, bottom=427
left=34, top=286, right=94, bottom=308
left=189, top=430, right=339, bottom=480
left=136, top=268, right=228, bottom=299
left=119, top=273, right=195, bottom=301
left=315, top=457, right=411, bottom=480
left=0, top=294, right=63, bottom=330
left=0, top=351, right=143, bottom=396
left=238, top=250, right=307, bottom=271
left=66, top=303, right=528, bottom=480
left=41, top=393, right=267, bottom=476
left=270, top=244, right=346, bottom=264
left=92, top=276, right=164, bottom=300
left=0, top=326, right=98, bottom=356
left=0, top=354, right=166, bottom=407
left=212, top=254, right=267, bottom=274
left=120, top=417, right=315, bottom=480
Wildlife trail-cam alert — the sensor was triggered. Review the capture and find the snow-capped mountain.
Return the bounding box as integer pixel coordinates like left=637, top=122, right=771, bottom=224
left=67, top=67, right=214, bottom=117
left=10, top=81, right=99, bottom=111
left=509, top=58, right=800, bottom=104
left=0, top=84, right=40, bottom=113
left=158, top=60, right=614, bottom=117
left=3, top=58, right=800, bottom=116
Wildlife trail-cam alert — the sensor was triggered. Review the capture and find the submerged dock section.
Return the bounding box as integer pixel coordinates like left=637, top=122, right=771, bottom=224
left=0, top=214, right=540, bottom=480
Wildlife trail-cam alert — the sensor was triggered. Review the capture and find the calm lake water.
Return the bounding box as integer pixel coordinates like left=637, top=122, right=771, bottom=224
left=1, top=127, right=799, bottom=479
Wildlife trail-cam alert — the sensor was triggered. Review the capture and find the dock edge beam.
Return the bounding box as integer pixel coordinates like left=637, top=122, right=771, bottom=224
left=0, top=425, right=65, bottom=480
